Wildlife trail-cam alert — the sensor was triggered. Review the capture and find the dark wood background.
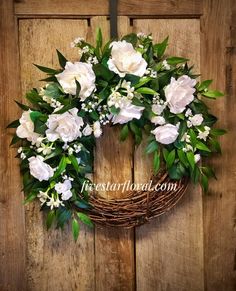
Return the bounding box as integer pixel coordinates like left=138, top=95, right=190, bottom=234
left=0, top=0, right=235, bottom=290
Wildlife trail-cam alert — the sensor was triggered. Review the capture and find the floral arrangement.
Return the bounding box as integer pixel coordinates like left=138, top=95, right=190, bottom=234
left=9, top=30, right=225, bottom=240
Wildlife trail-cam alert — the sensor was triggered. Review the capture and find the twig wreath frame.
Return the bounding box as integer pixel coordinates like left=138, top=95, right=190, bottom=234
left=9, top=30, right=225, bottom=240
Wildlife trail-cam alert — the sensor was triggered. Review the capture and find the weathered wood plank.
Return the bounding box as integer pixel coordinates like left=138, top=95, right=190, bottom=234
left=19, top=19, right=95, bottom=291
left=201, top=0, right=236, bottom=290
left=0, top=1, right=26, bottom=290
left=92, top=16, right=135, bottom=291
left=133, top=19, right=204, bottom=291
left=14, top=0, right=202, bottom=16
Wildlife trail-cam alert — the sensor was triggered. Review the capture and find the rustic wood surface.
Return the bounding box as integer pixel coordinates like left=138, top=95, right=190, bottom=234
left=0, top=0, right=235, bottom=290
left=15, top=0, right=202, bottom=16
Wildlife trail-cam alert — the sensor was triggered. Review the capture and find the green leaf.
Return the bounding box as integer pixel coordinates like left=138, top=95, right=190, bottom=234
left=209, top=138, right=222, bottom=153
left=134, top=77, right=151, bottom=88
left=30, top=111, right=46, bottom=122
left=210, top=128, right=227, bottom=136
left=145, top=140, right=159, bottom=154
left=15, top=100, right=30, bottom=111
left=153, top=36, right=168, bottom=58
left=72, top=218, right=80, bottom=241
left=122, top=33, right=138, bottom=46
left=162, top=148, right=169, bottom=162
left=56, top=49, right=68, bottom=68
left=136, top=87, right=157, bottom=95
left=46, top=210, right=55, bottom=230
left=153, top=151, right=160, bottom=175
left=44, top=83, right=62, bottom=98
left=69, top=155, right=80, bottom=173
left=129, top=121, right=142, bottom=144
left=189, top=129, right=197, bottom=147
left=196, top=141, right=211, bottom=152
left=197, top=79, right=213, bottom=91
left=166, top=149, right=176, bottom=168
left=120, top=124, right=129, bottom=141
left=202, top=90, right=224, bottom=98
left=177, top=149, right=188, bottom=167
left=10, top=134, right=20, bottom=145
left=53, top=156, right=67, bottom=179
left=93, top=63, right=114, bottom=81
left=200, top=173, right=208, bottom=192
left=7, top=119, right=20, bottom=128
left=166, top=57, right=189, bottom=65
left=201, top=166, right=217, bottom=179
left=77, top=212, right=93, bottom=227
left=186, top=151, right=195, bottom=170
left=34, top=64, right=59, bottom=75
left=96, top=27, right=103, bottom=49
left=24, top=192, right=37, bottom=204
left=168, top=163, right=185, bottom=180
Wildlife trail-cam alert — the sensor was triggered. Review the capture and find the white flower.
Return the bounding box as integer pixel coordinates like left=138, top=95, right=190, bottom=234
left=187, top=120, right=193, bottom=128
left=46, top=108, right=84, bottom=143
left=152, top=104, right=165, bottom=115
left=16, top=110, right=40, bottom=144
left=93, top=121, right=102, bottom=138
left=164, top=75, right=196, bottom=114
left=56, top=62, right=96, bottom=100
left=197, top=126, right=210, bottom=141
left=108, top=40, right=147, bottom=77
left=185, top=108, right=192, bottom=117
left=28, top=156, right=54, bottom=181
left=151, top=116, right=166, bottom=125
left=70, top=37, right=84, bottom=47
left=162, top=60, right=170, bottom=70
left=55, top=179, right=73, bottom=201
left=37, top=191, right=48, bottom=205
left=37, top=143, right=55, bottom=155
left=189, top=114, right=203, bottom=126
left=46, top=197, right=64, bottom=210
left=181, top=133, right=191, bottom=143
left=83, top=124, right=93, bottom=136
left=151, top=123, right=179, bottom=145
left=194, top=154, right=201, bottom=163
left=112, top=103, right=144, bottom=124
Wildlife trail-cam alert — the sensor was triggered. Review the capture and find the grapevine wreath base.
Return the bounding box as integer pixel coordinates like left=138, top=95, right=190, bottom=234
left=87, top=171, right=189, bottom=227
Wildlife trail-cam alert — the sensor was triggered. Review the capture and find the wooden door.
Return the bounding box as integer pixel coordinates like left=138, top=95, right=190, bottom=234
left=0, top=1, right=235, bottom=290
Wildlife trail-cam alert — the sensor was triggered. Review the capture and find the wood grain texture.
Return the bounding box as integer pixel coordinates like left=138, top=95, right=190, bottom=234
left=133, top=19, right=204, bottom=291
left=19, top=19, right=95, bottom=291
left=0, top=1, right=26, bottom=291
left=201, top=0, right=236, bottom=290
left=14, top=0, right=202, bottom=16
left=92, top=16, right=135, bottom=291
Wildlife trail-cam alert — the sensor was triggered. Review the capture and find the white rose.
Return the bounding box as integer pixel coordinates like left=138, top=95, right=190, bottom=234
left=82, top=124, right=93, bottom=136
left=108, top=40, right=147, bottom=77
left=56, top=62, right=96, bottom=100
left=55, top=179, right=72, bottom=200
left=46, top=108, right=84, bottom=143
left=28, top=156, right=54, bottom=181
left=151, top=116, right=166, bottom=125
left=93, top=121, right=102, bottom=138
left=151, top=123, right=179, bottom=145
left=189, top=114, right=203, bottom=126
left=165, top=75, right=196, bottom=114
left=16, top=110, right=40, bottom=144
left=152, top=104, right=165, bottom=115
left=112, top=103, right=144, bottom=124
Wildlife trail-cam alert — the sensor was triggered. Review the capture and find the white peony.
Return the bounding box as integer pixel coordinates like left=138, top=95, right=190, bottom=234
left=151, top=116, right=166, bottom=125
left=93, top=121, right=102, bottom=138
left=28, top=156, right=54, bottom=181
left=56, top=62, right=96, bottom=100
left=55, top=179, right=73, bottom=201
left=46, top=108, right=84, bottom=143
left=151, top=123, right=179, bottom=145
left=164, top=75, right=196, bottom=114
left=16, top=110, right=40, bottom=144
left=112, top=103, right=144, bottom=124
left=108, top=40, right=147, bottom=77
left=189, top=114, right=203, bottom=126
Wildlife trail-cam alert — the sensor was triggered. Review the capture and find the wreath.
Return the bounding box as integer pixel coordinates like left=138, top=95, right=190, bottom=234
left=9, top=30, right=226, bottom=240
